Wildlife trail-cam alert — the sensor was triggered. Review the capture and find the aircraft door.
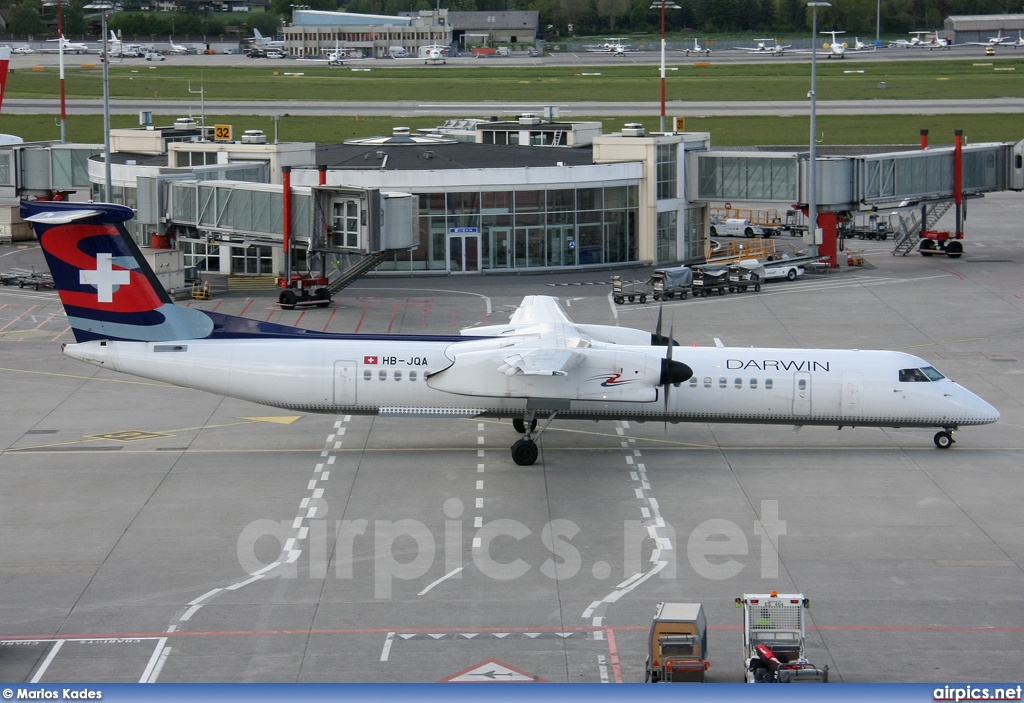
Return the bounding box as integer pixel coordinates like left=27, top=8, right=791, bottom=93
left=334, top=360, right=358, bottom=405
left=792, top=372, right=811, bottom=416
left=841, top=371, right=863, bottom=420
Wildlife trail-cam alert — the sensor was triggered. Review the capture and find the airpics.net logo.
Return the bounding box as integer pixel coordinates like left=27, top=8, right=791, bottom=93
left=235, top=499, right=786, bottom=599
left=934, top=685, right=1024, bottom=701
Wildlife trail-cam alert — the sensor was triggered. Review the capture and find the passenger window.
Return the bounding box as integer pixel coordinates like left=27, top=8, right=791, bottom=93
left=750, top=378, right=757, bottom=389
left=798, top=378, right=807, bottom=391
left=734, top=378, right=742, bottom=389
left=378, top=369, right=387, bottom=381
left=765, top=378, right=773, bottom=390
left=899, top=368, right=930, bottom=383
left=719, top=377, right=727, bottom=388
left=703, top=377, right=712, bottom=388
left=410, top=370, right=417, bottom=381
left=689, top=377, right=697, bottom=387
left=363, top=369, right=372, bottom=381
left=394, top=370, right=402, bottom=381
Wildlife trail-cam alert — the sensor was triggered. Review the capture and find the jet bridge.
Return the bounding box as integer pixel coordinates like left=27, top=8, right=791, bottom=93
left=691, top=139, right=1024, bottom=264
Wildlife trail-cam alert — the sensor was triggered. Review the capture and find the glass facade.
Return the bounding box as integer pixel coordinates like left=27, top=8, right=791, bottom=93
left=656, top=144, right=678, bottom=200
left=656, top=210, right=678, bottom=264
left=377, top=185, right=640, bottom=272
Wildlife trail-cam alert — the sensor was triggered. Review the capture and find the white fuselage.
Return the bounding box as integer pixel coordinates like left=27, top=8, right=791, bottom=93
left=64, top=338, right=998, bottom=430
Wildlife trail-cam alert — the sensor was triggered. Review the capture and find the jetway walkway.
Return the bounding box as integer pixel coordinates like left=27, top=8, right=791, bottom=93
left=693, top=138, right=1024, bottom=263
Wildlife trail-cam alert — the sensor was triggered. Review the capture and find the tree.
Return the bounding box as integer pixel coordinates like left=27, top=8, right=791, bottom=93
left=595, top=0, right=629, bottom=30
left=247, top=11, right=283, bottom=37
left=10, top=0, right=47, bottom=35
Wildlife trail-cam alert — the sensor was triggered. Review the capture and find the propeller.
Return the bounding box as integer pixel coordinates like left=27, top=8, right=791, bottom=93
left=659, top=321, right=693, bottom=431
left=650, top=303, right=678, bottom=347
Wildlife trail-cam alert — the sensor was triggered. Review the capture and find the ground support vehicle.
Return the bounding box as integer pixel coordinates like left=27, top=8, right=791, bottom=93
left=278, top=274, right=332, bottom=310
left=0, top=268, right=54, bottom=290
left=709, top=218, right=767, bottom=238
left=762, top=259, right=808, bottom=281
left=611, top=275, right=649, bottom=304
left=728, top=259, right=763, bottom=293
left=918, top=229, right=964, bottom=259
left=692, top=265, right=730, bottom=297
left=650, top=266, right=691, bottom=300
left=737, top=592, right=828, bottom=683
left=644, top=602, right=709, bottom=683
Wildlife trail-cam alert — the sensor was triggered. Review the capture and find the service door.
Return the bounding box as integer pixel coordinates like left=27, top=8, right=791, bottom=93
left=792, top=372, right=811, bottom=416
left=841, top=371, right=863, bottom=420
left=334, top=360, right=358, bottom=405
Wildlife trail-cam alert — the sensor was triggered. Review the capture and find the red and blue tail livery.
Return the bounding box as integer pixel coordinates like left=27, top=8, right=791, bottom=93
left=23, top=200, right=216, bottom=343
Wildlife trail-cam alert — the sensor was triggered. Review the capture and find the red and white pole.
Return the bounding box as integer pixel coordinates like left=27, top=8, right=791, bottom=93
left=58, top=0, right=66, bottom=143
left=282, top=166, right=292, bottom=285
left=954, top=129, right=963, bottom=238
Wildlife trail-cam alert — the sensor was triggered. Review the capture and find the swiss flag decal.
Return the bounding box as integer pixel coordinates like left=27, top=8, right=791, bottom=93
left=364, top=356, right=378, bottom=365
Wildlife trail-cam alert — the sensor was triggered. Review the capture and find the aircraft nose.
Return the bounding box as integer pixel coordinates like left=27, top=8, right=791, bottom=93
left=965, top=389, right=1000, bottom=424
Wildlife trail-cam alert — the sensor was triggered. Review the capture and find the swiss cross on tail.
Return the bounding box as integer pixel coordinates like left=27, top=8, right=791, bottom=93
left=80, top=253, right=131, bottom=303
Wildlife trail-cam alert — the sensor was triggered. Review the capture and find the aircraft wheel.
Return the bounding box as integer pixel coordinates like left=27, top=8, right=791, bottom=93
left=934, top=431, right=954, bottom=449
left=511, top=438, right=539, bottom=466
left=512, top=418, right=537, bottom=434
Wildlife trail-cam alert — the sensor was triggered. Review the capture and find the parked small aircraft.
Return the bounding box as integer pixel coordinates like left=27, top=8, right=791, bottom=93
left=737, top=38, right=790, bottom=56
left=683, top=38, right=710, bottom=56
left=22, top=201, right=1000, bottom=465
left=251, top=28, right=285, bottom=49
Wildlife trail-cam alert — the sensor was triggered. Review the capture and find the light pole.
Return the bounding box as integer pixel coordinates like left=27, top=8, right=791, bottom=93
left=650, top=0, right=680, bottom=132
left=487, top=16, right=495, bottom=48
left=807, top=1, right=830, bottom=253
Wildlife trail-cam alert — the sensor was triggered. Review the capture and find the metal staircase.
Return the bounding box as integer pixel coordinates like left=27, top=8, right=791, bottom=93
left=325, top=250, right=391, bottom=295
left=892, top=201, right=954, bottom=256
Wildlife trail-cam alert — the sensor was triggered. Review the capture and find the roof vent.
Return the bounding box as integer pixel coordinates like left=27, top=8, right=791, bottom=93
left=423, top=150, right=434, bottom=159
left=519, top=113, right=542, bottom=125
left=622, top=123, right=645, bottom=137
left=376, top=150, right=385, bottom=159
left=173, top=117, right=198, bottom=130
left=392, top=126, right=411, bottom=136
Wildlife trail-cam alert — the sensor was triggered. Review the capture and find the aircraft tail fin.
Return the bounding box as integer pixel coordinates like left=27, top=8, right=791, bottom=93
left=22, top=200, right=216, bottom=344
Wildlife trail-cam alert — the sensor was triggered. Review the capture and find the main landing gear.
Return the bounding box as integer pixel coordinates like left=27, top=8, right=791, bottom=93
left=510, top=412, right=558, bottom=466
left=934, top=427, right=956, bottom=449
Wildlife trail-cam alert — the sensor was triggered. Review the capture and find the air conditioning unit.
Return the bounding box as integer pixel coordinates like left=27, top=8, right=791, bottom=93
left=241, top=130, right=267, bottom=144
left=519, top=113, right=542, bottom=125
left=622, top=123, right=645, bottom=137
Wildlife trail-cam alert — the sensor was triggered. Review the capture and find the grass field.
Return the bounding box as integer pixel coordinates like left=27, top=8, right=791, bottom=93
left=7, top=57, right=1024, bottom=103
left=2, top=113, right=1017, bottom=148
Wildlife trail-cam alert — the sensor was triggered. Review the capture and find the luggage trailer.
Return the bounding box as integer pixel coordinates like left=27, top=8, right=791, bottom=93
left=736, top=592, right=828, bottom=683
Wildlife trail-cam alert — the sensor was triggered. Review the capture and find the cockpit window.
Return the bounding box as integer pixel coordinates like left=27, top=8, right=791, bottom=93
left=899, top=368, right=938, bottom=383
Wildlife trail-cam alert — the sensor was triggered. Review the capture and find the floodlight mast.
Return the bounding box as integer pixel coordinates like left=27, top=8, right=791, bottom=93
left=807, top=1, right=831, bottom=256
left=650, top=0, right=680, bottom=133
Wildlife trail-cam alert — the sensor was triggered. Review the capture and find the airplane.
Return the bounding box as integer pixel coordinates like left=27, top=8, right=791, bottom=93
left=47, top=35, right=90, bottom=54
left=737, top=38, right=790, bottom=56
left=849, top=36, right=876, bottom=52
left=11, top=45, right=35, bottom=55
left=301, top=41, right=368, bottom=66
left=683, top=38, right=710, bottom=56
left=166, top=37, right=190, bottom=55
left=965, top=30, right=1014, bottom=47
left=797, top=30, right=847, bottom=59
left=1012, top=31, right=1024, bottom=48
left=587, top=39, right=629, bottom=56
left=891, top=31, right=948, bottom=49
left=419, top=44, right=448, bottom=64
left=21, top=200, right=1000, bottom=465
left=251, top=28, right=285, bottom=49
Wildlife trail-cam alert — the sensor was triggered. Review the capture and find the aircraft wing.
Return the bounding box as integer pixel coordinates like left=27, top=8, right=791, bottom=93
left=508, top=295, right=575, bottom=326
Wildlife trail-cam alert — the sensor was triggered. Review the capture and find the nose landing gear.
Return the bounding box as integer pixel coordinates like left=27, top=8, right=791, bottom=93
left=934, top=427, right=956, bottom=449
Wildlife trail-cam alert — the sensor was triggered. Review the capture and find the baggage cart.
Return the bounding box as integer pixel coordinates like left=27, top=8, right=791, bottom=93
left=650, top=266, right=691, bottom=300
left=692, top=265, right=729, bottom=297
left=728, top=259, right=764, bottom=292
left=611, top=275, right=649, bottom=304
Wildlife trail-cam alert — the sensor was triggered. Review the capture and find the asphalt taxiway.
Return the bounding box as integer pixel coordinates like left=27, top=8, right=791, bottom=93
left=0, top=192, right=1022, bottom=683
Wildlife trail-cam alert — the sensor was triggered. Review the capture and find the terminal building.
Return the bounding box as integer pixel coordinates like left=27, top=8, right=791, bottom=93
left=2, top=116, right=1022, bottom=283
